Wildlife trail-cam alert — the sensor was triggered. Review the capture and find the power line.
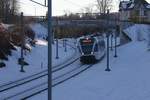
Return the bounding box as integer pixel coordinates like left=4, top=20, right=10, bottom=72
left=63, top=0, right=83, bottom=7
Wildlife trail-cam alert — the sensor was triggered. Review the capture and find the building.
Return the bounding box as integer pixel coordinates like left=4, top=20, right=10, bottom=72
left=119, top=0, right=150, bottom=23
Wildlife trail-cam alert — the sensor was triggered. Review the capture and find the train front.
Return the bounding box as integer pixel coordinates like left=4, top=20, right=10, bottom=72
left=78, top=37, right=96, bottom=63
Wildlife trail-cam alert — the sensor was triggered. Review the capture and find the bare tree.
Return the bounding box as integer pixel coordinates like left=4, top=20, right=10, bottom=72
left=78, top=4, right=91, bottom=15
left=0, top=0, right=19, bottom=21
left=84, top=4, right=94, bottom=14
left=78, top=4, right=95, bottom=19
left=0, top=0, right=5, bottom=18
left=96, top=0, right=112, bottom=14
left=11, top=0, right=19, bottom=15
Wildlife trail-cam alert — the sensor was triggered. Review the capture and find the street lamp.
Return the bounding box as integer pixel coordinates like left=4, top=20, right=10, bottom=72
left=110, top=33, right=113, bottom=51
left=20, top=12, right=25, bottom=73
left=105, top=33, right=111, bottom=72
left=64, top=38, right=67, bottom=52
left=114, top=33, right=117, bottom=57
left=63, top=38, right=65, bottom=47
left=114, top=25, right=119, bottom=58
left=105, top=9, right=111, bottom=72
left=55, top=38, right=59, bottom=59
left=20, top=58, right=25, bottom=72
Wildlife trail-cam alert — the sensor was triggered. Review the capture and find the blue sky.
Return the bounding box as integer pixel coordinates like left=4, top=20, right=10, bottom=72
left=20, top=0, right=150, bottom=16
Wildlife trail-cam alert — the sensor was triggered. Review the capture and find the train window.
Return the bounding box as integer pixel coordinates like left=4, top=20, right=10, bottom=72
left=100, top=41, right=105, bottom=48
left=94, top=44, right=98, bottom=52
left=81, top=44, right=93, bottom=54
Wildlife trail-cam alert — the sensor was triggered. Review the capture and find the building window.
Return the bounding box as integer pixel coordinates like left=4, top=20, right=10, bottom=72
left=144, top=10, right=147, bottom=16
left=134, top=10, right=139, bottom=16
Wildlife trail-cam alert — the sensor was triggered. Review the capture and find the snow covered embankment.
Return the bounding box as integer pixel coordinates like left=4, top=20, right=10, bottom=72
left=124, top=24, right=150, bottom=42
left=30, top=23, right=48, bottom=39
left=30, top=23, right=77, bottom=66
left=0, top=23, right=76, bottom=86
left=123, top=24, right=150, bottom=49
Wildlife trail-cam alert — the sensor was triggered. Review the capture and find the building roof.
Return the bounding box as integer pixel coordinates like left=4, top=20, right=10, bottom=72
left=119, top=0, right=150, bottom=11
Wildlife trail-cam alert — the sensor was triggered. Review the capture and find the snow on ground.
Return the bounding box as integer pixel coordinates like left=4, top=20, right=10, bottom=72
left=0, top=24, right=76, bottom=86
left=1, top=23, right=150, bottom=100
left=31, top=40, right=150, bottom=100
left=32, top=24, right=149, bottom=100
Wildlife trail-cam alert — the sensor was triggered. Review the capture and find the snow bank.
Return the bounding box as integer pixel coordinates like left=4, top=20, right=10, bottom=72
left=30, top=23, right=48, bottom=39
left=35, top=39, right=47, bottom=46
left=0, top=39, right=75, bottom=85
left=1, top=23, right=13, bottom=30
left=147, top=5, right=150, bottom=8
left=123, top=24, right=150, bottom=42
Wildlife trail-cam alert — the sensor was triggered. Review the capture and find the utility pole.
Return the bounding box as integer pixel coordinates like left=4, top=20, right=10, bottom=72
left=48, top=0, right=52, bottom=100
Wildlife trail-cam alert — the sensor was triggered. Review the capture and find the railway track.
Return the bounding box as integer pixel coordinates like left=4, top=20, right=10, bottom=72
left=0, top=41, right=77, bottom=93
left=0, top=41, right=81, bottom=100
left=2, top=63, right=93, bottom=100
left=0, top=39, right=96, bottom=100
left=0, top=56, right=80, bottom=92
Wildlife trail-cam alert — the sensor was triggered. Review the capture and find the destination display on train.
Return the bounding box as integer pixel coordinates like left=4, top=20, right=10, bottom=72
left=83, top=39, right=92, bottom=43
left=80, top=38, right=94, bottom=45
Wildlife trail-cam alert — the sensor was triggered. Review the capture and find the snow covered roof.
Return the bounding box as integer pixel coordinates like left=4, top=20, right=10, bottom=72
left=119, top=0, right=150, bottom=11
left=146, top=3, right=150, bottom=8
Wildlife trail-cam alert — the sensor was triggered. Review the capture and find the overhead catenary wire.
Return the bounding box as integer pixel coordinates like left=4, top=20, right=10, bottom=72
left=18, top=0, right=47, bottom=7
left=63, top=0, right=83, bottom=7
left=28, top=0, right=47, bottom=7
left=19, top=0, right=91, bottom=15
left=24, top=0, right=86, bottom=8
left=19, top=1, right=68, bottom=12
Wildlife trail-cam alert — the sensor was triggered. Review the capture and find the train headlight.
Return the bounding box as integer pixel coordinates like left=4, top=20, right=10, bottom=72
left=82, top=53, right=84, bottom=55
left=91, top=52, right=94, bottom=54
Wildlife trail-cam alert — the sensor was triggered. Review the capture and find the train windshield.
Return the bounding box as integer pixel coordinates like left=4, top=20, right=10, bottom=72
left=80, top=38, right=95, bottom=54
